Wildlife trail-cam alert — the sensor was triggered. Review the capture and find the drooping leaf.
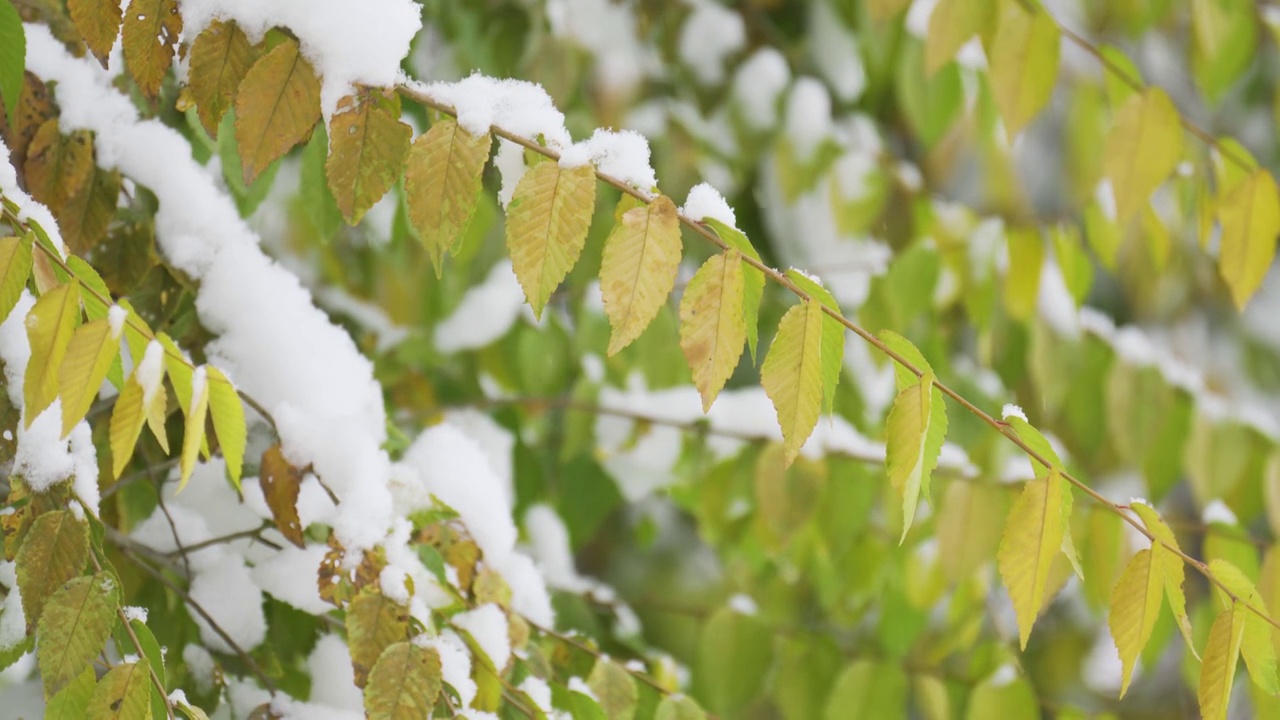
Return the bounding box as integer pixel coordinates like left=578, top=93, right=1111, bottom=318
left=57, top=317, right=122, bottom=437
left=1104, top=88, right=1184, bottom=222
left=44, top=666, right=94, bottom=719
left=86, top=662, right=150, bottom=720
left=679, top=250, right=746, bottom=411
left=1003, top=227, right=1043, bottom=322
left=885, top=373, right=946, bottom=543
left=0, top=0, right=21, bottom=119
left=986, top=0, right=1060, bottom=137
left=187, top=20, right=260, bottom=137
left=57, top=167, right=121, bottom=255
left=1199, top=606, right=1244, bottom=720
left=760, top=299, right=824, bottom=466
left=363, top=642, right=443, bottom=720
left=0, top=234, right=33, bottom=322
left=1130, top=501, right=1197, bottom=655
left=24, top=280, right=82, bottom=426
left=701, top=217, right=765, bottom=360
left=1217, top=169, right=1280, bottom=309
left=16, top=509, right=88, bottom=632
left=326, top=89, right=412, bottom=225
left=37, top=572, right=120, bottom=699
left=655, top=695, right=707, bottom=720
left=997, top=467, right=1071, bottom=648
left=67, top=0, right=122, bottom=67
left=122, top=617, right=168, bottom=720
left=505, top=161, right=597, bottom=318
left=259, top=443, right=306, bottom=547
left=121, top=0, right=181, bottom=99
left=784, top=269, right=844, bottom=414
left=1209, top=558, right=1280, bottom=696
left=823, top=660, right=909, bottom=719
left=205, top=366, right=246, bottom=488
left=347, top=586, right=410, bottom=688
left=696, top=606, right=774, bottom=716
left=601, top=195, right=683, bottom=355
left=178, top=366, right=209, bottom=490
left=108, top=376, right=145, bottom=479
left=1108, top=548, right=1162, bottom=697
left=404, top=117, right=492, bottom=275
left=24, top=121, right=94, bottom=211
left=234, top=39, right=321, bottom=184
left=587, top=658, right=639, bottom=720
left=925, top=0, right=994, bottom=76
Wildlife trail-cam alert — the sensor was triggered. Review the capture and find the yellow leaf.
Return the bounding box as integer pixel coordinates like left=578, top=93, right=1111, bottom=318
left=1199, top=607, right=1244, bottom=720
left=601, top=195, right=683, bottom=355
left=404, top=117, right=493, bottom=276
left=326, top=90, right=412, bottom=225
left=187, top=20, right=260, bottom=137
left=885, top=373, right=939, bottom=543
left=86, top=662, right=150, bottom=718
left=1208, top=558, right=1280, bottom=696
left=179, top=366, right=209, bottom=491
left=24, top=120, right=94, bottom=211
left=23, top=280, right=81, bottom=426
left=1003, top=227, right=1042, bottom=322
left=1104, top=88, right=1184, bottom=223
left=925, top=0, right=994, bottom=76
left=761, top=299, right=824, bottom=467
left=57, top=317, right=121, bottom=437
left=109, top=374, right=146, bottom=478
left=121, top=0, right=181, bottom=99
left=1131, top=501, right=1197, bottom=656
left=505, top=161, right=597, bottom=318
left=67, top=0, right=122, bottom=67
left=679, top=250, right=747, bottom=411
left=1108, top=548, right=1161, bottom=697
left=206, top=366, right=246, bottom=488
left=1217, top=169, right=1280, bottom=309
left=0, top=234, right=34, bottom=322
left=986, top=0, right=1060, bottom=137
left=997, top=467, right=1069, bottom=648
left=234, top=39, right=321, bottom=184
left=146, top=381, right=169, bottom=455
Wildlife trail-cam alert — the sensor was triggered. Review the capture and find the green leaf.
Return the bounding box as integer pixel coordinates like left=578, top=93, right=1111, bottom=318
left=696, top=607, right=773, bottom=716
left=679, top=250, right=746, bottom=411
left=997, top=467, right=1071, bottom=648
left=404, top=117, right=493, bottom=275
left=57, top=317, right=122, bottom=437
left=234, top=39, right=321, bottom=184
left=124, top=618, right=168, bottom=720
left=761, top=299, right=825, bottom=466
left=0, top=234, right=34, bottom=323
left=587, top=658, right=639, bottom=720
left=1003, top=227, right=1043, bottom=322
left=885, top=373, right=947, bottom=543
left=0, top=0, right=23, bottom=119
left=86, top=661, right=151, bottom=720
left=1004, top=415, right=1062, bottom=473
left=1103, top=88, right=1184, bottom=222
left=363, top=642, right=442, bottom=720
left=16, top=508, right=88, bottom=633
left=701, top=218, right=765, bottom=360
left=205, top=366, right=246, bottom=488
left=655, top=695, right=707, bottom=720
left=600, top=195, right=683, bottom=355
left=326, top=90, right=412, bottom=225
left=1191, top=0, right=1255, bottom=104
left=879, top=330, right=934, bottom=391
left=346, top=586, right=410, bottom=688
left=1217, top=169, right=1280, bottom=310
left=45, top=667, right=95, bottom=719
left=964, top=671, right=1039, bottom=719
left=37, top=572, right=120, bottom=699
left=784, top=269, right=844, bottom=414
left=822, top=660, right=908, bottom=720
left=986, top=0, right=1060, bottom=137
left=925, top=0, right=995, bottom=76
left=121, top=0, right=181, bottom=100
left=505, top=161, right=597, bottom=318
left=67, top=0, right=123, bottom=68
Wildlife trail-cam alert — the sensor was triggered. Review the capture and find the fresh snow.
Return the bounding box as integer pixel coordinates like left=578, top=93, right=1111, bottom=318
left=452, top=603, right=511, bottom=669
left=681, top=183, right=737, bottom=228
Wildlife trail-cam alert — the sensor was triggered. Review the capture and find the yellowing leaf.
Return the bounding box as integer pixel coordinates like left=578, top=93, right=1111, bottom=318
left=187, top=20, right=260, bottom=137
left=997, top=467, right=1070, bottom=648
left=1003, top=227, right=1043, bottom=322
left=1217, top=169, right=1280, bottom=309
left=37, top=572, right=119, bottom=699
left=16, top=509, right=88, bottom=632
left=57, top=318, right=121, bottom=437
left=885, top=373, right=946, bottom=543
left=601, top=195, right=683, bottom=355
left=986, top=0, right=1060, bottom=137
left=146, top=381, right=170, bottom=455
left=121, top=0, right=181, bottom=99
left=86, top=662, right=150, bottom=720
left=867, top=0, right=911, bottom=22
left=1209, top=558, right=1280, bottom=696
left=404, top=117, right=492, bottom=276
left=1199, top=607, right=1244, bottom=720
left=588, top=658, right=639, bottom=720
left=57, top=167, right=121, bottom=255
left=45, top=666, right=94, bottom=718
left=925, top=0, right=994, bottom=76
left=1131, top=501, right=1197, bottom=655
left=363, top=642, right=442, bottom=720
left=505, top=161, right=597, bottom=318
left=679, top=250, right=746, bottom=411
left=347, top=586, right=410, bottom=688
left=234, top=39, right=321, bottom=184
left=761, top=299, right=824, bottom=467
left=1104, top=88, right=1184, bottom=223
left=179, top=367, right=209, bottom=491
left=260, top=443, right=306, bottom=548
left=1108, top=548, right=1162, bottom=697
left=880, top=330, right=934, bottom=391
left=326, top=90, right=412, bottom=225
left=701, top=218, right=765, bottom=360
left=23, top=280, right=81, bottom=426
left=205, top=366, right=246, bottom=488
left=0, top=234, right=33, bottom=322
left=67, top=0, right=121, bottom=67
left=784, top=269, right=844, bottom=414
left=109, top=374, right=147, bottom=478
left=24, top=121, right=94, bottom=211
